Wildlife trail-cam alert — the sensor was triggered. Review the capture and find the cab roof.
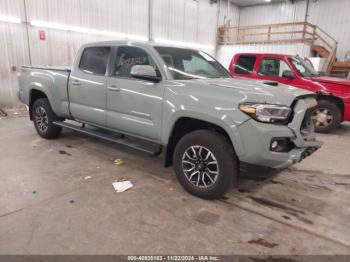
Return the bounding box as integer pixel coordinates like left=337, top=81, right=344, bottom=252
left=234, top=53, right=295, bottom=59
left=80, top=40, right=199, bottom=51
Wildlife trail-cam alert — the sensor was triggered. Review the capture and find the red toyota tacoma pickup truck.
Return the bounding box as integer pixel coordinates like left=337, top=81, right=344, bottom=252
left=229, top=53, right=350, bottom=132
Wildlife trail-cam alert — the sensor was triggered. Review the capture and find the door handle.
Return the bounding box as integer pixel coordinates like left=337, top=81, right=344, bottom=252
left=72, top=80, right=81, bottom=86
left=108, top=85, right=120, bottom=92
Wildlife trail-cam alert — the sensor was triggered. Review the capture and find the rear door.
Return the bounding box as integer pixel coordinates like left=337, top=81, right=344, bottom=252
left=68, top=46, right=111, bottom=126
left=106, top=45, right=164, bottom=142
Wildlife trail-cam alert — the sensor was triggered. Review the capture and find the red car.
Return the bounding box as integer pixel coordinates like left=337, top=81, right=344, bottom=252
left=229, top=53, right=350, bottom=132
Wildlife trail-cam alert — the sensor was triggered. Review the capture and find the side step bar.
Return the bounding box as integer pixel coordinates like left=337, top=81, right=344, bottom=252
left=53, top=121, right=162, bottom=156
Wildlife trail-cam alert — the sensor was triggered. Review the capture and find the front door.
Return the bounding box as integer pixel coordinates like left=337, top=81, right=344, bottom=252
left=106, top=46, right=164, bottom=142
left=255, top=57, right=296, bottom=86
left=69, top=46, right=110, bottom=126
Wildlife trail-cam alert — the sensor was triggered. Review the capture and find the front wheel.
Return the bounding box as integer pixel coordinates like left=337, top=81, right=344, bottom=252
left=311, top=100, right=341, bottom=133
left=173, top=130, right=239, bottom=199
left=32, top=98, right=62, bottom=139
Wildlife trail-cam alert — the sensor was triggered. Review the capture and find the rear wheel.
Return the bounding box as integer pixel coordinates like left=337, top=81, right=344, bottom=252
left=32, top=98, right=62, bottom=139
left=173, top=130, right=238, bottom=199
left=311, top=100, right=341, bottom=133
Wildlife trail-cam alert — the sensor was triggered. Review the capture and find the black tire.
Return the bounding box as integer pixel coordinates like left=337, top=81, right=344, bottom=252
left=311, top=100, right=341, bottom=133
left=173, top=130, right=239, bottom=199
left=32, top=98, right=62, bottom=139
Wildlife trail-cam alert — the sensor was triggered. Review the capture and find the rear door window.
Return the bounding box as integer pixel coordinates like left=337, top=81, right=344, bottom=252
left=79, top=47, right=111, bottom=75
left=234, top=55, right=256, bottom=75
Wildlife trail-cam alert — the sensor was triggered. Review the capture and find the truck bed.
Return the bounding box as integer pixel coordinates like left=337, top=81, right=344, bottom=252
left=18, top=66, right=71, bottom=119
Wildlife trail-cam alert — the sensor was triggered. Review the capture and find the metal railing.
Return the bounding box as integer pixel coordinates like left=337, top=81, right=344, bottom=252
left=217, top=21, right=338, bottom=72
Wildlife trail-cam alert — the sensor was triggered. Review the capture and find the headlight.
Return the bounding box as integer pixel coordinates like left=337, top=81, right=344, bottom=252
left=239, top=103, right=292, bottom=123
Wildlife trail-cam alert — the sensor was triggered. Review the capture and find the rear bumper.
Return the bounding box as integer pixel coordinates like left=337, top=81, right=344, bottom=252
left=236, top=98, right=322, bottom=169
left=17, top=90, right=25, bottom=104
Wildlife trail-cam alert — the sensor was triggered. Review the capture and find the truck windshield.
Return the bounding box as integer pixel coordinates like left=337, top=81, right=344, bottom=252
left=290, top=56, right=319, bottom=77
left=154, top=46, right=231, bottom=80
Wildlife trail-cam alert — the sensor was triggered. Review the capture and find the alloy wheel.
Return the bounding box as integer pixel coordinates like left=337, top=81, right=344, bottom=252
left=181, top=145, right=219, bottom=188
left=34, top=106, right=49, bottom=133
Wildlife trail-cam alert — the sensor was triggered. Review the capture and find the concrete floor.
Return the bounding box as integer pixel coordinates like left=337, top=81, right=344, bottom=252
left=0, top=116, right=350, bottom=255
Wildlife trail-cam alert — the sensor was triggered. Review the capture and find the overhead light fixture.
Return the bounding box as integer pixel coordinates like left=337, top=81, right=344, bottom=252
left=0, top=15, right=21, bottom=24
left=153, top=38, right=214, bottom=50
left=265, top=0, right=272, bottom=2
left=30, top=20, right=148, bottom=41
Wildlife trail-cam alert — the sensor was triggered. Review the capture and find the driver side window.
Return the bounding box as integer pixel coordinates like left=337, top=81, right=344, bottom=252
left=114, top=46, right=157, bottom=78
left=259, top=58, right=291, bottom=77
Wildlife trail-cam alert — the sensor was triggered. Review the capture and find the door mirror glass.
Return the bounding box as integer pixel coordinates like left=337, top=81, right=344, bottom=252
left=282, top=70, right=295, bottom=79
left=130, top=65, right=161, bottom=82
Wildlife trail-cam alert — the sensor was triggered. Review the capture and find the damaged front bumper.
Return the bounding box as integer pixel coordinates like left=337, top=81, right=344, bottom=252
left=236, top=97, right=323, bottom=169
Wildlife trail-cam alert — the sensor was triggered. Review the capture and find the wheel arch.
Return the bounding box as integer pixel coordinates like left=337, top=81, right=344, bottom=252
left=164, top=117, right=240, bottom=167
left=29, top=89, right=48, bottom=120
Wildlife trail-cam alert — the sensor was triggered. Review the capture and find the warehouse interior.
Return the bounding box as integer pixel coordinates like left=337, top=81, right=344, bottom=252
left=1, top=0, right=350, bottom=258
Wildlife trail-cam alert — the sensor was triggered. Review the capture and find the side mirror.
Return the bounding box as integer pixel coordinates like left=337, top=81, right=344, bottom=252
left=282, top=70, right=295, bottom=79
left=130, top=65, right=161, bottom=82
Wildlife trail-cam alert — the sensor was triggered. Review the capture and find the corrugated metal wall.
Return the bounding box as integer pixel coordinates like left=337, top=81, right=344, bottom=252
left=239, top=1, right=306, bottom=25
left=0, top=0, right=28, bottom=107
left=308, top=0, right=350, bottom=60
left=25, top=0, right=150, bottom=66
left=152, top=0, right=218, bottom=47
left=0, top=0, right=222, bottom=107
left=239, top=0, right=350, bottom=61
left=218, top=0, right=240, bottom=27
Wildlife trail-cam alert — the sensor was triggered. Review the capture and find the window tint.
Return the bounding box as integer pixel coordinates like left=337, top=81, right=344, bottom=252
left=234, top=56, right=256, bottom=75
left=259, top=58, right=291, bottom=77
left=79, top=47, right=110, bottom=75
left=114, top=46, right=157, bottom=78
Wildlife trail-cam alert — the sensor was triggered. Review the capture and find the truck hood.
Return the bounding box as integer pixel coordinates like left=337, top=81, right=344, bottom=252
left=309, top=76, right=350, bottom=87
left=188, top=78, right=312, bottom=106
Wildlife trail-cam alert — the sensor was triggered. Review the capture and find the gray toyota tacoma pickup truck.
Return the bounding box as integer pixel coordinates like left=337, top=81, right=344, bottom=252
left=18, top=41, right=322, bottom=199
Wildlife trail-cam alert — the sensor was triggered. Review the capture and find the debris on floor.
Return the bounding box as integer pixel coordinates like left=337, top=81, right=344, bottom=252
left=248, top=238, right=278, bottom=248
left=112, top=180, right=133, bottom=193
left=238, top=188, right=250, bottom=193
left=333, top=181, right=350, bottom=190
left=116, top=176, right=129, bottom=182
left=84, top=176, right=92, bottom=180
left=114, top=159, right=125, bottom=166
left=193, top=210, right=220, bottom=226
left=59, top=150, right=71, bottom=156
left=32, top=190, right=37, bottom=195
left=282, top=215, right=291, bottom=220
left=270, top=179, right=284, bottom=185
left=69, top=200, right=75, bottom=204
left=2, top=106, right=29, bottom=117
left=0, top=108, right=7, bottom=117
